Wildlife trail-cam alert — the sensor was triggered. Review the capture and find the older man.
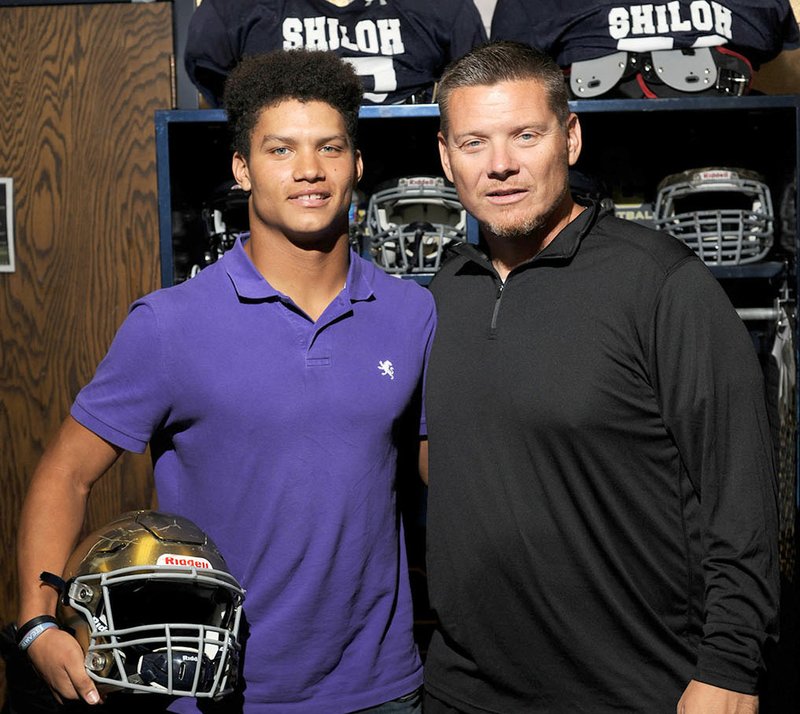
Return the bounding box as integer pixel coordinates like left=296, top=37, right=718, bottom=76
left=423, top=40, right=779, bottom=714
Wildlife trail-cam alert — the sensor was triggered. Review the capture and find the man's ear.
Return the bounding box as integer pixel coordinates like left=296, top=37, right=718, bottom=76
left=232, top=152, right=251, bottom=191
left=438, top=132, right=454, bottom=183
left=354, top=149, right=364, bottom=186
left=566, top=113, right=582, bottom=167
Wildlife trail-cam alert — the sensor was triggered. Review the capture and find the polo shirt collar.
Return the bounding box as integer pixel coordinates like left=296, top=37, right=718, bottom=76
left=224, top=234, right=374, bottom=303
left=534, top=200, right=600, bottom=262
left=344, top=249, right=376, bottom=303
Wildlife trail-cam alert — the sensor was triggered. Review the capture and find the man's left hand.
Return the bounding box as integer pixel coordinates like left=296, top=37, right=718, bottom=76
left=677, top=680, right=758, bottom=714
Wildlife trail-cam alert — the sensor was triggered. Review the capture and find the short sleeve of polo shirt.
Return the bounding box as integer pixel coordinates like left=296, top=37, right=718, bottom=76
left=418, top=296, right=436, bottom=439
left=71, top=301, right=171, bottom=454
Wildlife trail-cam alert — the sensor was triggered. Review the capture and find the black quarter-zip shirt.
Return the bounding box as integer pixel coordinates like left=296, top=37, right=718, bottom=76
left=424, top=203, right=780, bottom=713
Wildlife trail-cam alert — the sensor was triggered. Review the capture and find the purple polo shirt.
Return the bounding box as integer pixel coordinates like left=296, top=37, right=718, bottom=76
left=71, top=237, right=434, bottom=712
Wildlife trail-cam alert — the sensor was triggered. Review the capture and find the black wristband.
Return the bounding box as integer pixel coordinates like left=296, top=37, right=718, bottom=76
left=15, top=615, right=59, bottom=646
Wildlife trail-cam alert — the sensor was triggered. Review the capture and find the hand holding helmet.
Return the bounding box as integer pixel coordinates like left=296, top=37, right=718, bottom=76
left=25, top=510, right=245, bottom=704
left=23, top=624, right=101, bottom=706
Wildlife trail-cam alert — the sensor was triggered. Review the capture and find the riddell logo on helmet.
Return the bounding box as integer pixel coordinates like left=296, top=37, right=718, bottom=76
left=157, top=554, right=213, bottom=569
left=695, top=169, right=737, bottom=182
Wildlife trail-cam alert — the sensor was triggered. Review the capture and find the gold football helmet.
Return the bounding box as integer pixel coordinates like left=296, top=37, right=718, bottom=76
left=53, top=510, right=245, bottom=699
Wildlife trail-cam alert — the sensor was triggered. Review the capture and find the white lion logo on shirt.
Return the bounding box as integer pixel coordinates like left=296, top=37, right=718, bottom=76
left=378, top=360, right=395, bottom=380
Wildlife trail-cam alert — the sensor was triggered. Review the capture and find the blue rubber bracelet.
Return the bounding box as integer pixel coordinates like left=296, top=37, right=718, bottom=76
left=15, top=614, right=59, bottom=645
left=19, top=621, right=59, bottom=651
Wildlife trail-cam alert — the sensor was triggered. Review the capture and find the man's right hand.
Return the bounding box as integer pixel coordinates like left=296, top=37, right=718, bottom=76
left=16, top=417, right=123, bottom=706
left=26, top=626, right=101, bottom=705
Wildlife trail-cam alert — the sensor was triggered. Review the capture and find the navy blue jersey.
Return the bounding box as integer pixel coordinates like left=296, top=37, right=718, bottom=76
left=491, top=0, right=799, bottom=68
left=185, top=0, right=487, bottom=107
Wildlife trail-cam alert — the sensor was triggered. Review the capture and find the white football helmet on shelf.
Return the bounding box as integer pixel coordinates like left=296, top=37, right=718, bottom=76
left=653, top=167, right=774, bottom=265
left=365, top=176, right=466, bottom=276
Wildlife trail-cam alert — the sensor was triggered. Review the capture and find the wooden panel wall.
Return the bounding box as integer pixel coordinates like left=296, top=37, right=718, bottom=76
left=0, top=2, right=173, bottom=704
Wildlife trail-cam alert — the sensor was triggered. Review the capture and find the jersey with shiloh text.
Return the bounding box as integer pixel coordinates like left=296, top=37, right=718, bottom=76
left=185, top=0, right=487, bottom=106
left=491, top=0, right=799, bottom=68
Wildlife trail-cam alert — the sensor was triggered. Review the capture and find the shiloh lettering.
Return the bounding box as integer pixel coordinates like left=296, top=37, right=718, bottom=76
left=282, top=17, right=405, bottom=54
left=608, top=2, right=733, bottom=40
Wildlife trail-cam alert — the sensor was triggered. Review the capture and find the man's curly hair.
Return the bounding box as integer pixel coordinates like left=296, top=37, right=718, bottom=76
left=223, top=49, right=363, bottom=158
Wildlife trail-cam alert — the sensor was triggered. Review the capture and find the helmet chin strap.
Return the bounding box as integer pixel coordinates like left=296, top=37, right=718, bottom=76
left=40, top=570, right=67, bottom=593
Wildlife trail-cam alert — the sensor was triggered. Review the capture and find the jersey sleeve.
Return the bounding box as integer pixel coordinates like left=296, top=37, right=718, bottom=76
left=651, top=258, right=780, bottom=692
left=184, top=0, right=239, bottom=107
left=447, top=1, right=488, bottom=61
left=71, top=301, right=173, bottom=454
left=490, top=0, right=548, bottom=49
left=779, top=0, right=800, bottom=49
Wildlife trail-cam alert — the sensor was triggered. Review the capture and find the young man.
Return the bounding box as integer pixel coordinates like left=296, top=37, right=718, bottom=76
left=422, top=41, right=779, bottom=714
left=16, top=49, right=434, bottom=713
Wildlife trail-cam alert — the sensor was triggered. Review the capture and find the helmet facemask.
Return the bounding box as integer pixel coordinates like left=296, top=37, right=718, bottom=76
left=653, top=167, right=774, bottom=265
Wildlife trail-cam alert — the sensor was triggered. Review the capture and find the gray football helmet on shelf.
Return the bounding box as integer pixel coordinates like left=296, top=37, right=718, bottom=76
left=365, top=176, right=466, bottom=276
left=55, top=510, right=245, bottom=699
left=653, top=167, right=774, bottom=265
